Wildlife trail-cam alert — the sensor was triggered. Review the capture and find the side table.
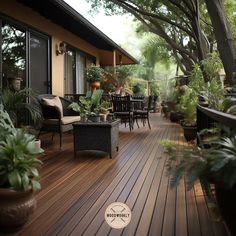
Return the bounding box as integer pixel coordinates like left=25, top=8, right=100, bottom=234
left=73, top=119, right=120, bottom=158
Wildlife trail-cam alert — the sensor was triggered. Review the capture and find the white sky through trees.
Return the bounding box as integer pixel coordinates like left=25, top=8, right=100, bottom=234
left=63, top=0, right=136, bottom=50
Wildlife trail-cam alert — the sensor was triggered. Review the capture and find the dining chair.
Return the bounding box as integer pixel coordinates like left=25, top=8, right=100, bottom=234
left=111, top=95, right=133, bottom=131
left=133, top=95, right=152, bottom=129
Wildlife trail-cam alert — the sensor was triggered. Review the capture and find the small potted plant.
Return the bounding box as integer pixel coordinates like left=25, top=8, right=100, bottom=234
left=85, top=65, right=104, bottom=91
left=0, top=104, right=43, bottom=231
left=69, top=89, right=104, bottom=122
left=179, top=88, right=198, bottom=141
left=100, top=100, right=112, bottom=122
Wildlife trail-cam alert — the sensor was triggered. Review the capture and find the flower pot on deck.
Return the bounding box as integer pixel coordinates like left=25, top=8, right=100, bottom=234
left=90, top=81, right=100, bottom=91
left=182, top=125, right=197, bottom=142
left=0, top=188, right=36, bottom=232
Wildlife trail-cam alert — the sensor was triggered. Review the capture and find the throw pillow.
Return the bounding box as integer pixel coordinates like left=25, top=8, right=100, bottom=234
left=42, top=96, right=63, bottom=118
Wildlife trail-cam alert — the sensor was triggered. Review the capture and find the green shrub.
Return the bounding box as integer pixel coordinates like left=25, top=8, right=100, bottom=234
left=0, top=104, right=43, bottom=191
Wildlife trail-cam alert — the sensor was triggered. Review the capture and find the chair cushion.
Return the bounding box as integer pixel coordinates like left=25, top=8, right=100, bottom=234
left=43, top=116, right=80, bottom=125
left=42, top=96, right=63, bottom=118
left=61, top=116, right=80, bottom=124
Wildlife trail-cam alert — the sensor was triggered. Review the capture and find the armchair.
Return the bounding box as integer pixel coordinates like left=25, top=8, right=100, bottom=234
left=38, top=94, right=80, bottom=148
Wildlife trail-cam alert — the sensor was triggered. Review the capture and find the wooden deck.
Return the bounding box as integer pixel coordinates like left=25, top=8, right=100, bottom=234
left=8, top=113, right=229, bottom=236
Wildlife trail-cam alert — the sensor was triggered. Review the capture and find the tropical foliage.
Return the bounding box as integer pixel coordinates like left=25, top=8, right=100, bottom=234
left=0, top=88, right=42, bottom=127
left=0, top=104, right=43, bottom=191
left=87, top=0, right=236, bottom=83
left=222, top=97, right=236, bottom=115
left=161, top=134, right=236, bottom=190
left=85, top=65, right=104, bottom=83
left=69, top=89, right=104, bottom=117
left=101, top=65, right=133, bottom=93
left=178, top=53, right=224, bottom=124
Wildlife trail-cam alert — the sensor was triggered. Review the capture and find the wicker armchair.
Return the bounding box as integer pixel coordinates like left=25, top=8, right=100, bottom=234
left=38, top=94, right=80, bottom=148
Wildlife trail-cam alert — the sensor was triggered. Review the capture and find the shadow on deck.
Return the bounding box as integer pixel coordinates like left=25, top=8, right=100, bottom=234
left=7, top=113, right=229, bottom=236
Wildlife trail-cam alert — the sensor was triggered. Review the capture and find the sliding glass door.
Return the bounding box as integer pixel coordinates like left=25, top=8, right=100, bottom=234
left=29, top=33, right=49, bottom=94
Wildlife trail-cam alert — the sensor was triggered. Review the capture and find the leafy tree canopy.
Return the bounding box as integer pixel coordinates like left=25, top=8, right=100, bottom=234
left=87, top=0, right=236, bottom=83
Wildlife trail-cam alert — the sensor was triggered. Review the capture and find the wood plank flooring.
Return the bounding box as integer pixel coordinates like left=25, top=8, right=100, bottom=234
left=4, top=113, right=229, bottom=236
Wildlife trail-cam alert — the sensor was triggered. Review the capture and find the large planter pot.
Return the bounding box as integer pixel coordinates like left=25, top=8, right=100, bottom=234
left=182, top=125, right=197, bottom=141
left=0, top=188, right=36, bottom=232
left=215, top=185, right=236, bottom=235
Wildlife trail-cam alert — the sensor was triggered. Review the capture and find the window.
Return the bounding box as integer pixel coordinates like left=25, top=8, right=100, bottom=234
left=0, top=18, right=50, bottom=94
left=64, top=46, right=94, bottom=95
left=1, top=22, right=26, bottom=89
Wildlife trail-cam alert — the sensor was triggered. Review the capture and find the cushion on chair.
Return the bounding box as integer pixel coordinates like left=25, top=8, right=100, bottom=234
left=61, top=116, right=80, bottom=124
left=43, top=116, right=80, bottom=125
left=42, top=96, right=63, bottom=118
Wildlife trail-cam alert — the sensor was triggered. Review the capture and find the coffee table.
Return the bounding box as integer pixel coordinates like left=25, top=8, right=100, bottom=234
left=73, top=119, right=120, bottom=158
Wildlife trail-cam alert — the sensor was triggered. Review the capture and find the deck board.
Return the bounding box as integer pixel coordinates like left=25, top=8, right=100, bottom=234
left=4, top=113, right=229, bottom=236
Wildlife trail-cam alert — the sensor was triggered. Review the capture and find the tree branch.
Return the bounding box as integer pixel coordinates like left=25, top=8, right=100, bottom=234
left=112, top=0, right=195, bottom=38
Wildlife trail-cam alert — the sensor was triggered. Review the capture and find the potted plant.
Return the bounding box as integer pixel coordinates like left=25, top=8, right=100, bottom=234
left=179, top=88, right=198, bottom=141
left=0, top=104, right=43, bottom=231
left=100, top=100, right=112, bottom=122
left=0, top=88, right=42, bottom=128
left=85, top=65, right=104, bottom=91
left=69, top=89, right=104, bottom=122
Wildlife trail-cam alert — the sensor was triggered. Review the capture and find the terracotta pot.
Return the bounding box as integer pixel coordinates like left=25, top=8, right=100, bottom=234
left=0, top=188, right=36, bottom=232
left=90, top=81, right=100, bottom=91
left=100, top=113, right=108, bottom=122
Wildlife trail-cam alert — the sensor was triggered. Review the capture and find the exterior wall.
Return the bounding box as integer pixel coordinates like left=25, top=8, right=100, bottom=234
left=0, top=0, right=101, bottom=96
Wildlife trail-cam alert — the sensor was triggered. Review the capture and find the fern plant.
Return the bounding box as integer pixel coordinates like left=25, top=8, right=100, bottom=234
left=0, top=88, right=42, bottom=127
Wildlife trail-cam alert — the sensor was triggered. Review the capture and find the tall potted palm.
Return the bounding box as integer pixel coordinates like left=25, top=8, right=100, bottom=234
left=0, top=104, right=43, bottom=232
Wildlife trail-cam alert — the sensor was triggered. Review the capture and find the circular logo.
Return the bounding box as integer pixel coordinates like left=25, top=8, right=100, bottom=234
left=105, top=202, right=132, bottom=229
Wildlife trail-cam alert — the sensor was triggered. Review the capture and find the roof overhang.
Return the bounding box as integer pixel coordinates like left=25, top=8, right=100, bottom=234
left=17, top=0, right=138, bottom=65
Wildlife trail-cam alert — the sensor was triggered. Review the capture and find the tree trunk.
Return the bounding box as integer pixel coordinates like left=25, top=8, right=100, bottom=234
left=204, top=0, right=236, bottom=85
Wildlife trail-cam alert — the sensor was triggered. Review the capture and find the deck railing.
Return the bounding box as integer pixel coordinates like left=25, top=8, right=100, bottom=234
left=197, top=104, right=236, bottom=134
